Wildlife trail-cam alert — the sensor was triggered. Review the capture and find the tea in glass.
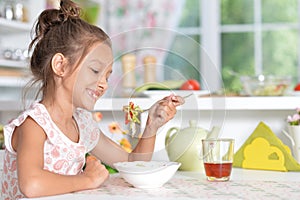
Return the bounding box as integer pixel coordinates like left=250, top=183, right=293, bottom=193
left=202, top=138, right=234, bottom=181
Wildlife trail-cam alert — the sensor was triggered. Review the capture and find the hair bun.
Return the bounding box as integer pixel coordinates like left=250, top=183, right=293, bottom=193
left=59, top=0, right=81, bottom=22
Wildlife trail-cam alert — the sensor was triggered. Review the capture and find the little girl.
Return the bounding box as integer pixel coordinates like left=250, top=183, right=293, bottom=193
left=1, top=0, right=184, bottom=199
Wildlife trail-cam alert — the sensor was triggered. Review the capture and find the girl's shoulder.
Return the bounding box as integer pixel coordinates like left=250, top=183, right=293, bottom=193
left=26, top=101, right=47, bottom=115
left=7, top=102, right=46, bottom=124
left=4, top=102, right=49, bottom=153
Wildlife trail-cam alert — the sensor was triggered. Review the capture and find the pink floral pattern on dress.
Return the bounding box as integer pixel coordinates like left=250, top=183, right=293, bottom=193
left=1, top=102, right=100, bottom=200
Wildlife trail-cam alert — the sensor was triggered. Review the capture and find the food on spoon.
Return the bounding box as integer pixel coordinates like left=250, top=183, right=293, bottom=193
left=123, top=102, right=143, bottom=137
left=124, top=102, right=142, bottom=124
left=180, top=79, right=200, bottom=90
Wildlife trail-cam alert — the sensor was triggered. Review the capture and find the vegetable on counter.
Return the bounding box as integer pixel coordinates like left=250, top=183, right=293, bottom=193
left=294, top=83, right=300, bottom=91
left=134, top=79, right=201, bottom=92
left=134, top=80, right=185, bottom=92
left=180, top=79, right=200, bottom=90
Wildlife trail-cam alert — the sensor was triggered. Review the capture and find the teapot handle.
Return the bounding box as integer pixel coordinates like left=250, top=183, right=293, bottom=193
left=282, top=129, right=295, bottom=147
left=165, top=127, right=179, bottom=146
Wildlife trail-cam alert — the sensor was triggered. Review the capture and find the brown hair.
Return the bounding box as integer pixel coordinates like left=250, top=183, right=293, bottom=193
left=25, top=0, right=111, bottom=101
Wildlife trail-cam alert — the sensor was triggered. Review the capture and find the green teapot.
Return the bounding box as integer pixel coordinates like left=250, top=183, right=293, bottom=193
left=165, top=120, right=220, bottom=171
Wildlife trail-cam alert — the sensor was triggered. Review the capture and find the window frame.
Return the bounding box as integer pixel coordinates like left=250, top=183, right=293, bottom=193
left=179, top=0, right=300, bottom=90
left=101, top=0, right=300, bottom=91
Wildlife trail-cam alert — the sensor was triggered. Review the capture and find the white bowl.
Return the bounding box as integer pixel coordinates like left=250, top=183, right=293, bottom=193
left=113, top=161, right=181, bottom=189
left=240, top=75, right=291, bottom=96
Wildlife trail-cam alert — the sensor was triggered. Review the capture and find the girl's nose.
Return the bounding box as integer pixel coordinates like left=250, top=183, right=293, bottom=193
left=97, top=77, right=108, bottom=90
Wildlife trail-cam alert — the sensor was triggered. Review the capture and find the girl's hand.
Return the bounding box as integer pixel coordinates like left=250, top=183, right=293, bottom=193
left=147, top=94, right=185, bottom=131
left=82, top=155, right=109, bottom=189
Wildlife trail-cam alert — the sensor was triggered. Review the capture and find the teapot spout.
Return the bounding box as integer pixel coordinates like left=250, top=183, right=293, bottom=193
left=207, top=126, right=220, bottom=139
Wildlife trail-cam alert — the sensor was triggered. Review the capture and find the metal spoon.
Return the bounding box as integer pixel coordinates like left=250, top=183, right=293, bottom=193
left=142, top=93, right=193, bottom=113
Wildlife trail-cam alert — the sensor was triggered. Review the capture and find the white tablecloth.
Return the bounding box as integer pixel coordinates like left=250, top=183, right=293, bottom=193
left=19, top=168, right=300, bottom=200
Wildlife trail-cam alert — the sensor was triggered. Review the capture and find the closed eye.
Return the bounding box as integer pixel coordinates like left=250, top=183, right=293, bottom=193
left=91, top=68, right=99, bottom=74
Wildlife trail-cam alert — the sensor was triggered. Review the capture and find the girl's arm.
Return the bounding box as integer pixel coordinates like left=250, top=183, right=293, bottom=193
left=14, top=117, right=108, bottom=198
left=91, top=95, right=184, bottom=166
left=129, top=94, right=184, bottom=161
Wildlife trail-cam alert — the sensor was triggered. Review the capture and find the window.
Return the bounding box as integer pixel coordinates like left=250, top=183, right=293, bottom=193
left=164, top=0, right=201, bottom=82
left=221, top=0, right=299, bottom=93
left=103, top=0, right=300, bottom=94
left=165, top=0, right=300, bottom=93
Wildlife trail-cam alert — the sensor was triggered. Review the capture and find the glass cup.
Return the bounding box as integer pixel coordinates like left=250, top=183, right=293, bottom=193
left=202, top=138, right=234, bottom=182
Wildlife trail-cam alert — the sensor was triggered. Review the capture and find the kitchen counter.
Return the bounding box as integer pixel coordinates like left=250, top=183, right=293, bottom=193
left=1, top=96, right=300, bottom=160
left=19, top=168, right=300, bottom=200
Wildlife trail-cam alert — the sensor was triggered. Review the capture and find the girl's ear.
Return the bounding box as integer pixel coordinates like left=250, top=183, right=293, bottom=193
left=51, top=53, right=67, bottom=77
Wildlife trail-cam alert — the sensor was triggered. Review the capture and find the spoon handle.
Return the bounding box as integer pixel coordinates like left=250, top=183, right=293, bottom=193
left=182, top=93, right=193, bottom=99
left=142, top=93, right=192, bottom=112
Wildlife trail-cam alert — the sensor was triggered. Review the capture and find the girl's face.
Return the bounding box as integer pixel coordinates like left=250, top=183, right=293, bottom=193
left=73, top=42, right=113, bottom=110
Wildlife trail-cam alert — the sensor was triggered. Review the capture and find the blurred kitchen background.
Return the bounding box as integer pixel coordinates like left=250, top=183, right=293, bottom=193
left=1, top=0, right=300, bottom=157
left=1, top=0, right=300, bottom=99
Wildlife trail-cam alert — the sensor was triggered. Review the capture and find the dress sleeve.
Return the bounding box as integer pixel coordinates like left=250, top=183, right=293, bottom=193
left=4, top=111, right=28, bottom=154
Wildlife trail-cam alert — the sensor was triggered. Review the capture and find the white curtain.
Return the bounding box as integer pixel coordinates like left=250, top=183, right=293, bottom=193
left=104, top=0, right=185, bottom=97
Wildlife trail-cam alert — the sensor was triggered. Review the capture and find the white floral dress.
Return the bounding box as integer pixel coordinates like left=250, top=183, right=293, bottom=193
left=1, top=102, right=100, bottom=200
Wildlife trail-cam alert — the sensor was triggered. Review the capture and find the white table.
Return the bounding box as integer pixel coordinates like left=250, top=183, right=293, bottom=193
left=19, top=168, right=300, bottom=200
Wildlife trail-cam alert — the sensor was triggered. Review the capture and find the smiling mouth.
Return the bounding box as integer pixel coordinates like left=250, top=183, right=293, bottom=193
left=87, top=89, right=102, bottom=101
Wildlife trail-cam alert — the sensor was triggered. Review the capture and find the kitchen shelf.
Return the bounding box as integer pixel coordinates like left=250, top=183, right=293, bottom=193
left=1, top=96, right=300, bottom=112
left=0, top=100, right=25, bottom=111
left=93, top=96, right=300, bottom=111
left=0, top=76, right=30, bottom=87
left=0, top=18, right=32, bottom=33
left=0, top=59, right=28, bottom=68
